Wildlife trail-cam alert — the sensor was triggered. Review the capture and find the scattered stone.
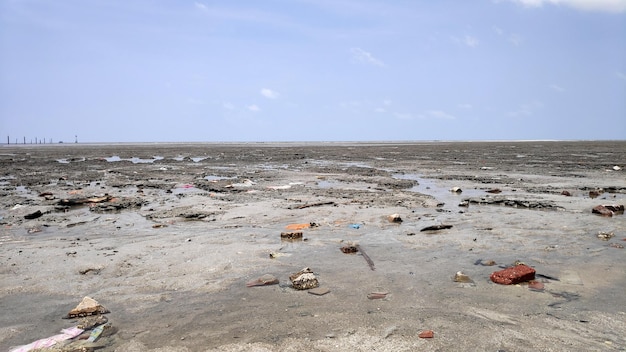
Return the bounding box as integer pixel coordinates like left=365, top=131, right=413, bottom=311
left=65, top=296, right=109, bottom=319
left=77, top=315, right=108, bottom=330
left=486, top=188, right=502, bottom=194
left=450, top=187, right=462, bottom=193
left=592, top=204, right=625, bottom=217
left=289, top=267, right=319, bottom=290
left=308, top=287, right=330, bottom=296
left=24, top=210, right=43, bottom=220
left=387, top=214, right=403, bottom=223
left=285, top=223, right=312, bottom=230
left=420, top=224, right=453, bottom=232
left=280, top=231, right=303, bottom=240
left=367, top=292, right=388, bottom=300
left=458, top=200, right=469, bottom=207
left=589, top=190, right=602, bottom=199
left=418, top=330, right=434, bottom=338
left=613, top=165, right=622, bottom=171
left=246, top=274, right=279, bottom=287
left=561, top=190, right=571, bottom=196
left=490, top=264, right=536, bottom=285
left=609, top=243, right=624, bottom=249
left=528, top=280, right=545, bottom=291
left=453, top=271, right=474, bottom=283
left=597, top=232, right=614, bottom=240
left=340, top=245, right=358, bottom=254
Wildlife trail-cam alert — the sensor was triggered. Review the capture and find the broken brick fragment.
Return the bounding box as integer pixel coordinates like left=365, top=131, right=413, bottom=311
left=490, top=264, right=536, bottom=285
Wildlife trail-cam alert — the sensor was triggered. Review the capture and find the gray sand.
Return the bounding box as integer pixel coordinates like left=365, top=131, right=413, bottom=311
left=1, top=141, right=625, bottom=351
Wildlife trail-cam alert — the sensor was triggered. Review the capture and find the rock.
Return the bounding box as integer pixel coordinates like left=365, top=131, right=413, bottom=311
left=418, top=330, right=434, bottom=338
left=453, top=271, right=474, bottom=283
left=561, top=190, right=571, bottom=196
left=613, top=165, right=621, bottom=171
left=387, top=214, right=403, bottom=223
left=24, top=210, right=43, bottom=220
left=289, top=267, right=319, bottom=290
left=490, top=264, right=536, bottom=285
left=340, top=245, right=358, bottom=254
left=486, top=188, right=502, bottom=194
left=280, top=231, right=303, bottom=240
left=597, top=232, right=614, bottom=240
left=65, top=296, right=109, bottom=318
left=592, top=204, right=625, bottom=217
left=450, top=187, right=462, bottom=193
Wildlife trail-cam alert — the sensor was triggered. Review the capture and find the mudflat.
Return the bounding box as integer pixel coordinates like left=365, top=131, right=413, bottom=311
left=1, top=141, right=625, bottom=352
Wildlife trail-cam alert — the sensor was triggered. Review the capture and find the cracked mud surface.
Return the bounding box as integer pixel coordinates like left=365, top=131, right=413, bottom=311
left=1, top=141, right=625, bottom=351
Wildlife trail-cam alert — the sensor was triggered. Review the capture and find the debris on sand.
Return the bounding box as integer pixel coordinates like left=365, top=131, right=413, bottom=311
left=281, top=231, right=303, bottom=241
left=64, top=296, right=109, bottom=319
left=24, top=210, right=43, bottom=220
left=308, top=287, right=331, bottom=296
left=246, top=274, right=279, bottom=287
left=289, top=201, right=335, bottom=209
left=453, top=271, right=474, bottom=283
left=592, top=204, right=624, bottom=217
left=490, top=264, right=536, bottom=285
left=367, top=292, right=388, bottom=300
left=289, top=267, right=319, bottom=290
left=355, top=244, right=375, bottom=271
left=418, top=330, right=434, bottom=338
left=420, top=224, right=453, bottom=232
left=9, top=326, right=84, bottom=352
left=450, top=187, right=462, bottom=193
left=340, top=245, right=358, bottom=254
left=387, top=213, right=403, bottom=223
left=597, top=232, right=614, bottom=241
left=486, top=188, right=502, bottom=194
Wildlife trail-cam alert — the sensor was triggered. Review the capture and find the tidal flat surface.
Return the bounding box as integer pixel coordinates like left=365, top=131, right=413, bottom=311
left=1, top=141, right=625, bottom=351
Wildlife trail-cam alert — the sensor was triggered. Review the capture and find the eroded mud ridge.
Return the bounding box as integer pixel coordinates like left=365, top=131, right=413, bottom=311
left=1, top=141, right=625, bottom=352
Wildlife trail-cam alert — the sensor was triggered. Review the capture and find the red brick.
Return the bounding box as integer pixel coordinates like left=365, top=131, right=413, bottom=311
left=490, top=264, right=536, bottom=285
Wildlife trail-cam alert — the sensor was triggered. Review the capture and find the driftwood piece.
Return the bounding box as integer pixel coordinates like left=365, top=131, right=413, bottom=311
left=58, top=195, right=113, bottom=206
left=289, top=201, right=335, bottom=210
left=355, top=244, right=375, bottom=271
left=420, top=224, right=453, bottom=232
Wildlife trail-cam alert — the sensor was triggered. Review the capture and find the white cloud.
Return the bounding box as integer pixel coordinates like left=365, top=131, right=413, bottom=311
left=222, top=102, right=235, bottom=110
left=507, top=100, right=544, bottom=117
left=247, top=104, right=260, bottom=112
left=425, top=110, right=456, bottom=120
left=550, top=84, right=565, bottom=92
left=375, top=107, right=386, bottom=113
left=458, top=103, right=473, bottom=109
left=464, top=35, right=479, bottom=47
left=502, top=0, right=626, bottom=13
left=383, top=99, right=392, bottom=106
left=194, top=2, right=208, bottom=11
left=350, top=47, right=385, bottom=67
left=260, top=88, right=280, bottom=99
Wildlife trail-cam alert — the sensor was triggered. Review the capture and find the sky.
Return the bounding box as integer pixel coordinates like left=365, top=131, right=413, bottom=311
left=0, top=0, right=625, bottom=143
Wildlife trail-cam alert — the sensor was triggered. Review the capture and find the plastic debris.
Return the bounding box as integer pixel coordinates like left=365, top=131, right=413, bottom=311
left=9, top=326, right=84, bottom=352
left=349, top=223, right=361, bottom=229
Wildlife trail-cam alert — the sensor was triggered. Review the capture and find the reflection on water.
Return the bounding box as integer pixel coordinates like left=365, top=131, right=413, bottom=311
left=104, top=156, right=164, bottom=163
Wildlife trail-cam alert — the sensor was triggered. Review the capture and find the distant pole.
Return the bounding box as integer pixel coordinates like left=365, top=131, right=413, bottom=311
left=75, top=135, right=78, bottom=143
left=23, top=136, right=26, bottom=144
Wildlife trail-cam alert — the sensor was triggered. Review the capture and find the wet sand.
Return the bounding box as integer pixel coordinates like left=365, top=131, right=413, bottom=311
left=1, top=141, right=625, bottom=351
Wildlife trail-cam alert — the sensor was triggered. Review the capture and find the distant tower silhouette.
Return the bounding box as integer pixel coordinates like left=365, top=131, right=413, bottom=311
left=75, top=135, right=78, bottom=143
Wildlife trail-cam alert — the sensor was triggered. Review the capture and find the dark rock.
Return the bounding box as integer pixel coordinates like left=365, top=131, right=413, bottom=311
left=490, top=264, right=536, bottom=285
left=592, top=204, right=625, bottom=217
left=24, top=210, right=43, bottom=220
left=561, top=190, right=571, bottom=196
left=420, top=224, right=453, bottom=232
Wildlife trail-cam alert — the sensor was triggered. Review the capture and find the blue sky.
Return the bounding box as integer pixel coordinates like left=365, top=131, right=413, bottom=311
left=1, top=0, right=625, bottom=143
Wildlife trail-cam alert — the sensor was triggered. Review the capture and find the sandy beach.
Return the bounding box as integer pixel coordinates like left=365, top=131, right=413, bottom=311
left=1, top=141, right=625, bottom=351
